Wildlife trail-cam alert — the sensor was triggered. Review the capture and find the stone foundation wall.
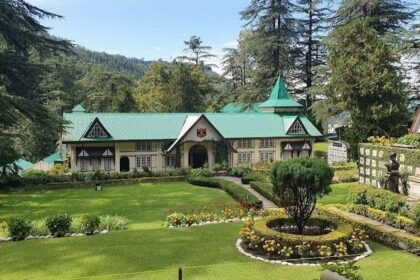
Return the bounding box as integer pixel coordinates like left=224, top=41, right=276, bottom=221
left=358, top=143, right=420, bottom=197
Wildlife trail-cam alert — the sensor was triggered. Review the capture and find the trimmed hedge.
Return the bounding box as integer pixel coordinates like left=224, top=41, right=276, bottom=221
left=249, top=181, right=281, bottom=206
left=348, top=184, right=407, bottom=213
left=319, top=206, right=420, bottom=256
left=252, top=214, right=354, bottom=248
left=348, top=204, right=419, bottom=235
left=187, top=177, right=262, bottom=209
left=2, top=176, right=186, bottom=191
left=1, top=169, right=188, bottom=188
left=239, top=212, right=364, bottom=259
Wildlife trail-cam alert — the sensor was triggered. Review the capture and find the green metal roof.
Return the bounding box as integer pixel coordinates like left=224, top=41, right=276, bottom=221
left=63, top=112, right=322, bottom=142
left=43, top=149, right=66, bottom=164
left=258, top=76, right=303, bottom=108
left=14, top=159, right=33, bottom=171
left=72, top=104, right=86, bottom=113
left=220, top=103, right=263, bottom=113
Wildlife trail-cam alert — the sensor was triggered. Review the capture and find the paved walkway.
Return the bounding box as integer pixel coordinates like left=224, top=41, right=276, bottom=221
left=328, top=206, right=418, bottom=238
left=219, top=176, right=278, bottom=209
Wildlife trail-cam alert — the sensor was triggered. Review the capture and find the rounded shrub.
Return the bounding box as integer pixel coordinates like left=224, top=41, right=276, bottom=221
left=272, top=158, right=334, bottom=234
left=45, top=213, right=72, bottom=237
left=81, top=214, right=101, bottom=235
left=8, top=218, right=32, bottom=241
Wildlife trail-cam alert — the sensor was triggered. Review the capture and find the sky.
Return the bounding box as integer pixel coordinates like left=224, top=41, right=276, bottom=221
left=28, top=0, right=249, bottom=71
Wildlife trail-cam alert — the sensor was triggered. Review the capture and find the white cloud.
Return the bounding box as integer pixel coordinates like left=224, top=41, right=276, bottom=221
left=153, top=46, right=162, bottom=51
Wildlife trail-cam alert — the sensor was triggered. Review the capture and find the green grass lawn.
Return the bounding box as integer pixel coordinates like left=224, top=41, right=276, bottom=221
left=318, top=182, right=357, bottom=205
left=0, top=182, right=419, bottom=279
left=314, top=142, right=328, bottom=152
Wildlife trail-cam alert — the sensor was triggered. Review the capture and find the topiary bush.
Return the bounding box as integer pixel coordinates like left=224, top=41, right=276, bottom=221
left=81, top=214, right=101, bottom=235
left=45, top=213, right=72, bottom=237
left=271, top=158, right=334, bottom=234
left=8, top=218, right=32, bottom=241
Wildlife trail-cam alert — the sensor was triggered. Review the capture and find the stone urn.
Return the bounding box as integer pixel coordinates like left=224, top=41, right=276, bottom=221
left=320, top=271, right=349, bottom=280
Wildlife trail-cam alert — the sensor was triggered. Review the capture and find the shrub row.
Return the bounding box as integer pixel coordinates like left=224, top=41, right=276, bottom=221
left=1, top=169, right=188, bottom=188
left=348, top=204, right=419, bottom=235
left=318, top=206, right=420, bottom=256
left=348, top=184, right=407, bottom=213
left=240, top=214, right=367, bottom=259
left=249, top=181, right=281, bottom=206
left=6, top=214, right=128, bottom=241
left=187, top=177, right=263, bottom=209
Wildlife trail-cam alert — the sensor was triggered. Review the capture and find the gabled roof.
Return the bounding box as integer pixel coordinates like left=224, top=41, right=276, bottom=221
left=285, top=117, right=308, bottom=135
left=166, top=114, right=234, bottom=153
left=258, top=76, right=303, bottom=109
left=82, top=117, right=112, bottom=139
left=14, top=159, right=33, bottom=171
left=62, top=112, right=322, bottom=142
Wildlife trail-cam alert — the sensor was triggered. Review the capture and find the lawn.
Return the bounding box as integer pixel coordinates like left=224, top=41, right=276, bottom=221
left=0, top=181, right=419, bottom=279
left=314, top=141, right=328, bottom=153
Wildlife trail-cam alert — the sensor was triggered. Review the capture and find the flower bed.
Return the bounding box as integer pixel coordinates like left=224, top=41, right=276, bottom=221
left=0, top=214, right=128, bottom=242
left=165, top=204, right=259, bottom=227
left=348, top=204, right=419, bottom=235
left=238, top=213, right=369, bottom=264
left=318, top=206, right=420, bottom=256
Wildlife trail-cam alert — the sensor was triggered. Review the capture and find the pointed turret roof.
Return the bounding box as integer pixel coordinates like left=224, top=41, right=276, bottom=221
left=72, top=104, right=86, bottom=113
left=258, top=76, right=303, bottom=109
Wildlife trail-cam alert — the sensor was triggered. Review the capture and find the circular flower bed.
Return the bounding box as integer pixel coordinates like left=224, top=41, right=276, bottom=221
left=238, top=213, right=370, bottom=265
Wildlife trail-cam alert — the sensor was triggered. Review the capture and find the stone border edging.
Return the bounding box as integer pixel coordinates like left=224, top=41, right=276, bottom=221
left=235, top=238, right=372, bottom=266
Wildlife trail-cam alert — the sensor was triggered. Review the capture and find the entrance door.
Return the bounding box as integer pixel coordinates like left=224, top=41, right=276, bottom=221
left=189, top=145, right=208, bottom=168
left=120, top=156, right=130, bottom=172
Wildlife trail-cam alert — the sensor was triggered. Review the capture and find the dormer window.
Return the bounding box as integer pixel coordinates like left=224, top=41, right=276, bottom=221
left=288, top=120, right=306, bottom=134
left=83, top=118, right=111, bottom=139
left=87, top=123, right=107, bottom=138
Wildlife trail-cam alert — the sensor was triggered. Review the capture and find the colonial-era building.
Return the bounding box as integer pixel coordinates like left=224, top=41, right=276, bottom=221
left=62, top=77, right=322, bottom=172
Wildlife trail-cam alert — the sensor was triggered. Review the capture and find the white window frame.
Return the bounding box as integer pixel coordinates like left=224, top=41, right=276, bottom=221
left=288, top=121, right=305, bottom=134
left=238, top=152, right=252, bottom=164
left=92, top=158, right=101, bottom=171
left=87, top=123, right=107, bottom=138
left=80, top=159, right=88, bottom=172
left=260, top=138, right=274, bottom=148
left=104, top=158, right=111, bottom=171
left=136, top=155, right=152, bottom=168
left=259, top=152, right=274, bottom=162
left=166, top=155, right=176, bottom=167
left=136, top=142, right=153, bottom=151
left=238, top=139, right=252, bottom=149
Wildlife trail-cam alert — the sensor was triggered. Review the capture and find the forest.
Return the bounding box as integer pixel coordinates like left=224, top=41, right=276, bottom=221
left=0, top=0, right=419, bottom=166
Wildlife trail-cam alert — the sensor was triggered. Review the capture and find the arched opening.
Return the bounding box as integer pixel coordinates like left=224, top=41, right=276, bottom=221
left=189, top=145, right=208, bottom=168
left=120, top=156, right=130, bottom=172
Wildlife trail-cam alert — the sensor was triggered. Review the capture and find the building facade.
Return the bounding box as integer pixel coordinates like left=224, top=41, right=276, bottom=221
left=62, top=77, right=322, bottom=172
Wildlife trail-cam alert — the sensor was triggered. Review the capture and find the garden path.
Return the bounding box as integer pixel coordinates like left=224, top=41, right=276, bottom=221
left=220, top=176, right=278, bottom=209
left=328, top=206, right=419, bottom=238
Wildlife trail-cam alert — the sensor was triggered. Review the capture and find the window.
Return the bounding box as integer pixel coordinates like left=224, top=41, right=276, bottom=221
left=136, top=142, right=152, bottom=151
left=288, top=121, right=305, bottom=134
left=104, top=158, right=111, bottom=171
left=238, top=152, right=252, bottom=164
left=260, top=138, right=274, bottom=148
left=87, top=123, right=107, bottom=138
left=80, top=159, right=88, bottom=172
left=166, top=155, right=176, bottom=167
left=238, top=139, right=252, bottom=149
left=92, top=158, right=101, bottom=171
left=136, top=155, right=152, bottom=168
left=260, top=152, right=274, bottom=162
